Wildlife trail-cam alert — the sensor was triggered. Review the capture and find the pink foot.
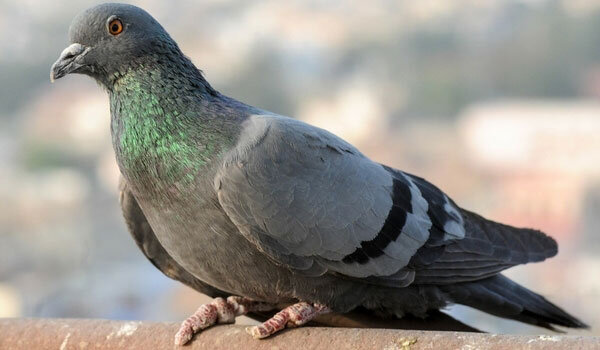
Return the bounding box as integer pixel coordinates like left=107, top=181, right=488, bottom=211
left=246, top=302, right=331, bottom=339
left=174, top=296, right=275, bottom=346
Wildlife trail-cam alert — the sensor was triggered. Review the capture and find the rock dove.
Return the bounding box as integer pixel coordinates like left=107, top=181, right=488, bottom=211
left=51, top=3, right=586, bottom=345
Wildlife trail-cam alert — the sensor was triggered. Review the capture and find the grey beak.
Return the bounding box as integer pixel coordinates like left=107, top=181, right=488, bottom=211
left=50, top=43, right=90, bottom=82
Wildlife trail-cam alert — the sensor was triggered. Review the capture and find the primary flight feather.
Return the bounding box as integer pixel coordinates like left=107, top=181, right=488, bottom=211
left=51, top=3, right=586, bottom=345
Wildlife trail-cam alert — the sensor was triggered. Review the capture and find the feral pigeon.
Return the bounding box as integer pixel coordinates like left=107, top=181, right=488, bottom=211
left=50, top=3, right=586, bottom=345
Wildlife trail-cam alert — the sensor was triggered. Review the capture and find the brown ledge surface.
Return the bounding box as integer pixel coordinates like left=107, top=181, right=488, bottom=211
left=0, top=318, right=597, bottom=350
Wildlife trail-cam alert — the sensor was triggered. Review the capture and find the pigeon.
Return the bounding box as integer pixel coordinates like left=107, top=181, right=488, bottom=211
left=51, top=3, right=586, bottom=345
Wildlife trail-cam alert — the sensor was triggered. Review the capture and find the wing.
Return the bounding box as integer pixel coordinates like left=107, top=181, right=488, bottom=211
left=215, top=114, right=559, bottom=288
left=215, top=115, right=465, bottom=287
left=119, top=178, right=227, bottom=298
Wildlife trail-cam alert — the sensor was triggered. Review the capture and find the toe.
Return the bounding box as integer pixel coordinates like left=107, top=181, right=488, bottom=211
left=246, top=325, right=270, bottom=339
left=174, top=325, right=193, bottom=346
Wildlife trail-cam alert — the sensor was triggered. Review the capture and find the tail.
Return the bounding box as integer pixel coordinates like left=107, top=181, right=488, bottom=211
left=442, top=274, right=587, bottom=330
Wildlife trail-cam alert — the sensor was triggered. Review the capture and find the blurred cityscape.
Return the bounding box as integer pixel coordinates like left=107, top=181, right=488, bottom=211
left=1, top=0, right=600, bottom=335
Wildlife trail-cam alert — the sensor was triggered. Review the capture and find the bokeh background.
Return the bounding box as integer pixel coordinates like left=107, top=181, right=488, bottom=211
left=1, top=0, right=599, bottom=335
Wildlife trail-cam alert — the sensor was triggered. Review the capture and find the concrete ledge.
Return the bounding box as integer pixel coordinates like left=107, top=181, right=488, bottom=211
left=0, top=318, right=597, bottom=349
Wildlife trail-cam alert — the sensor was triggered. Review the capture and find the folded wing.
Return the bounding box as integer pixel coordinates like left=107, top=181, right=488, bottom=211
left=215, top=114, right=557, bottom=288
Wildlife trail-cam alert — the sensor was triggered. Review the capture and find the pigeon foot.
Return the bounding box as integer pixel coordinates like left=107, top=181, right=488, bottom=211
left=246, top=302, right=331, bottom=339
left=174, top=296, right=275, bottom=345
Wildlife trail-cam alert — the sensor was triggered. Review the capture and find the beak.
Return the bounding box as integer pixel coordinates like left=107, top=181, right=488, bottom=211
left=50, top=43, right=90, bottom=82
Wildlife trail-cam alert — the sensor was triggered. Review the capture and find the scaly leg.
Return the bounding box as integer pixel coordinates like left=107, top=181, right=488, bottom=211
left=246, top=302, right=331, bottom=339
left=174, top=296, right=275, bottom=345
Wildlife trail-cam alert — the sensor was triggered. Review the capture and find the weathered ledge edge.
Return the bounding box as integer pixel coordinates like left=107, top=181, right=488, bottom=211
left=0, top=318, right=596, bottom=349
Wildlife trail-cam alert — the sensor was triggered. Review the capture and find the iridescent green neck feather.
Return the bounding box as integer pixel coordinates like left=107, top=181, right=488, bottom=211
left=108, top=60, right=246, bottom=195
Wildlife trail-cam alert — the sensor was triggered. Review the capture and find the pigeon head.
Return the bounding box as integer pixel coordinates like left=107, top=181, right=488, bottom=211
left=50, top=3, right=182, bottom=87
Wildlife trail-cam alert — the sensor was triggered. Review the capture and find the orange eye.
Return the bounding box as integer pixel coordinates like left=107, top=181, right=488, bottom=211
left=108, top=19, right=123, bottom=35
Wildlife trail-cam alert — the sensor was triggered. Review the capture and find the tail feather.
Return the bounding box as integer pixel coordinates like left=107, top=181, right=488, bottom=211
left=442, top=274, right=587, bottom=330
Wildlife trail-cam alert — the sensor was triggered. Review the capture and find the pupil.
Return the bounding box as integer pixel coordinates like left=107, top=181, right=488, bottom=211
left=112, top=24, right=119, bottom=32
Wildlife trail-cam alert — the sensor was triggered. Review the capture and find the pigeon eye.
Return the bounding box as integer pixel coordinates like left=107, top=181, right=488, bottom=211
left=108, top=19, right=123, bottom=35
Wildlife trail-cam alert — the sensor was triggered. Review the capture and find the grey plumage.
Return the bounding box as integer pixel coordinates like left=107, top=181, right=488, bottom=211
left=52, top=3, right=586, bottom=333
left=118, top=178, right=228, bottom=299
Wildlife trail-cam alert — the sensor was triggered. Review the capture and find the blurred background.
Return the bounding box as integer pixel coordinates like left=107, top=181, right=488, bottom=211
left=1, top=0, right=599, bottom=335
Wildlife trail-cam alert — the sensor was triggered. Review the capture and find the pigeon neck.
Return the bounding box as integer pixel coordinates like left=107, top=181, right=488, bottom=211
left=108, top=51, right=217, bottom=97
left=108, top=66, right=240, bottom=194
